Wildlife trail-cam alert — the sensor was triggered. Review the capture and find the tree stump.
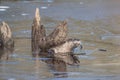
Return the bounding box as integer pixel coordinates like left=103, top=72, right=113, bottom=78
left=31, top=8, right=67, bottom=52
left=31, top=8, right=46, bottom=53
left=31, top=8, right=82, bottom=65
left=0, top=21, right=14, bottom=60
left=0, top=21, right=14, bottom=49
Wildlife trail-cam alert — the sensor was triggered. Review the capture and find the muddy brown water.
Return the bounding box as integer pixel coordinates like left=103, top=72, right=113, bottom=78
left=0, top=0, right=120, bottom=80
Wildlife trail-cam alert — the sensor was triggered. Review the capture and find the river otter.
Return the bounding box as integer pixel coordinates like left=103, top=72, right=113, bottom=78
left=47, top=39, right=82, bottom=65
left=48, top=39, right=82, bottom=54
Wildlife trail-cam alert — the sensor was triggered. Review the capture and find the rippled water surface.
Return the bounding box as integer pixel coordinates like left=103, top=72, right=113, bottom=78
left=0, top=0, right=120, bottom=80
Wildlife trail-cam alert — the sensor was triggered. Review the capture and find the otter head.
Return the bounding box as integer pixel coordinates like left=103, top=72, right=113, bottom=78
left=69, top=39, right=83, bottom=49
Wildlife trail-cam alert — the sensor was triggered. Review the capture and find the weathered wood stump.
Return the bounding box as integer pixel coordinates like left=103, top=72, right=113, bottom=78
left=0, top=21, right=14, bottom=60
left=31, top=8, right=68, bottom=53
left=31, top=8, right=46, bottom=53
left=0, top=21, right=14, bottom=49
left=31, top=8, right=82, bottom=65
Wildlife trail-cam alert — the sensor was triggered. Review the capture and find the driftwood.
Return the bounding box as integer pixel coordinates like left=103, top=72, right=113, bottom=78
left=32, top=8, right=68, bottom=52
left=0, top=21, right=14, bottom=60
left=32, top=8, right=82, bottom=65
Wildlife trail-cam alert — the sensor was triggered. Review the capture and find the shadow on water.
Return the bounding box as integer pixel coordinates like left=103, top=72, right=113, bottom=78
left=33, top=54, right=68, bottom=78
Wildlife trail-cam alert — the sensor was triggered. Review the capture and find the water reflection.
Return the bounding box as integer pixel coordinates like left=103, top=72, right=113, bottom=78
left=0, top=47, right=14, bottom=61
left=33, top=53, right=68, bottom=78
left=50, top=60, right=67, bottom=78
left=32, top=49, right=81, bottom=78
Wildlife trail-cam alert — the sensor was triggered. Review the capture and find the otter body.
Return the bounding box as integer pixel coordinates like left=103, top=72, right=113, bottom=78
left=49, top=39, right=82, bottom=53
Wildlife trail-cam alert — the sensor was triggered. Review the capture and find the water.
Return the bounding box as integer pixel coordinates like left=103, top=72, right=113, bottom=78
left=0, top=0, right=120, bottom=80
